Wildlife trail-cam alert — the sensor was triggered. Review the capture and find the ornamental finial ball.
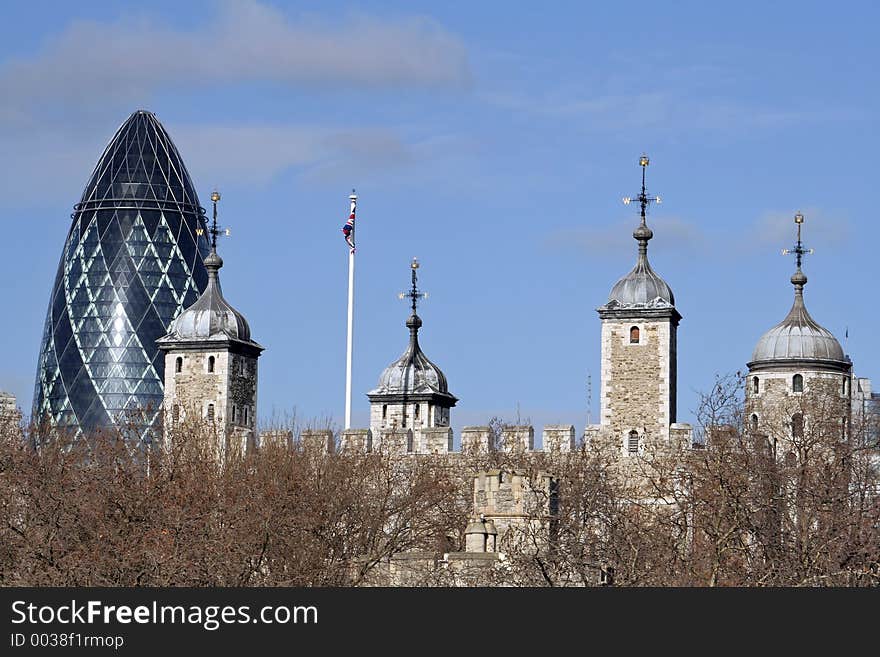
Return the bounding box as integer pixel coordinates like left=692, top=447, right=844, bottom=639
left=795, top=211, right=804, bottom=224
left=639, top=154, right=650, bottom=167
left=211, top=190, right=221, bottom=203
left=411, top=257, right=419, bottom=269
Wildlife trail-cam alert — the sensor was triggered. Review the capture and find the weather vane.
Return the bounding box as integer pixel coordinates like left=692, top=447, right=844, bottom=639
left=781, top=211, right=814, bottom=270
left=622, top=154, right=661, bottom=225
left=399, top=257, right=428, bottom=314
left=196, top=189, right=231, bottom=250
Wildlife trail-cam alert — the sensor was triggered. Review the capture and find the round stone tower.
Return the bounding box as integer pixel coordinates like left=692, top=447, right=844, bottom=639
left=746, top=212, right=851, bottom=457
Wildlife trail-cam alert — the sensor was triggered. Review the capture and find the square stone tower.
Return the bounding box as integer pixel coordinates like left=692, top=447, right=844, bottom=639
left=598, top=301, right=680, bottom=449
left=157, top=192, right=264, bottom=461
left=367, top=259, right=457, bottom=453
left=594, top=155, right=686, bottom=455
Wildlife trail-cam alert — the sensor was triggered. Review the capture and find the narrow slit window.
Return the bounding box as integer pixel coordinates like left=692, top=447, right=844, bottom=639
left=208, top=355, right=215, bottom=373
left=752, top=376, right=759, bottom=395
left=207, top=403, right=215, bottom=422
left=175, top=357, right=183, bottom=373
left=792, top=412, right=804, bottom=439
left=172, top=404, right=180, bottom=423
left=750, top=414, right=758, bottom=432
left=629, top=326, right=640, bottom=344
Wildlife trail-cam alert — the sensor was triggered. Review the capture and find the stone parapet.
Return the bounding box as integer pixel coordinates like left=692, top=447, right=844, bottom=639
left=340, top=428, right=372, bottom=453
left=378, top=428, right=412, bottom=455
left=301, top=429, right=335, bottom=453
left=500, top=425, right=534, bottom=453
left=461, top=426, right=493, bottom=454
left=543, top=424, right=575, bottom=453
left=421, top=426, right=453, bottom=454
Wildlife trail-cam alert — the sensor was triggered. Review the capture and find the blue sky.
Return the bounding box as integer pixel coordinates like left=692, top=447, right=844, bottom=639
left=1, top=0, right=878, bottom=438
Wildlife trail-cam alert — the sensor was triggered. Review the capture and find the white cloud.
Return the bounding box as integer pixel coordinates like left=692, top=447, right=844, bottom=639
left=0, top=1, right=472, bottom=206
left=485, top=88, right=854, bottom=134
left=0, top=1, right=470, bottom=121
left=543, top=215, right=708, bottom=258
left=747, top=208, right=850, bottom=250
left=173, top=122, right=416, bottom=187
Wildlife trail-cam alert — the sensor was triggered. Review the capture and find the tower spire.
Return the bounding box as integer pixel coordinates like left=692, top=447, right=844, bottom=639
left=622, top=154, right=661, bottom=258
left=197, top=189, right=231, bottom=281
left=782, top=211, right=814, bottom=295
left=209, top=190, right=221, bottom=252
left=399, top=257, right=428, bottom=345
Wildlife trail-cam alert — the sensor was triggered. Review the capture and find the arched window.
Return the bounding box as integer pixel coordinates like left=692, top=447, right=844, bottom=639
left=792, top=374, right=804, bottom=393
left=414, top=404, right=420, bottom=420
left=207, top=403, right=215, bottom=422
left=791, top=412, right=804, bottom=439
left=752, top=376, right=759, bottom=395
left=627, top=430, right=639, bottom=455
left=175, top=357, right=183, bottom=373
left=382, top=404, right=388, bottom=422
left=750, top=414, right=759, bottom=432
left=629, top=326, right=640, bottom=344
left=208, top=355, right=215, bottom=373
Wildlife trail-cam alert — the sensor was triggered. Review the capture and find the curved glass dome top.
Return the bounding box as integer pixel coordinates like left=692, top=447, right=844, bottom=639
left=33, top=110, right=211, bottom=441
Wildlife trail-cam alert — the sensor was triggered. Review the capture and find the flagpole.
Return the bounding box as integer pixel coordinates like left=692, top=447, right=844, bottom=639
left=344, top=191, right=357, bottom=430
left=345, top=247, right=354, bottom=429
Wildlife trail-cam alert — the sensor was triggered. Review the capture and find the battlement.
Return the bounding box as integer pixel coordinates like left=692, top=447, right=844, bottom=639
left=337, top=422, right=692, bottom=456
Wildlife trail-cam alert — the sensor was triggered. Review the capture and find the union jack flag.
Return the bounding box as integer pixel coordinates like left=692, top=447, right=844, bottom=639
left=342, top=193, right=357, bottom=252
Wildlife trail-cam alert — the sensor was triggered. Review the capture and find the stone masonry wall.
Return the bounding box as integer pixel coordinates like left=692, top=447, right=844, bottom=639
left=746, top=369, right=850, bottom=458
left=601, top=317, right=674, bottom=452
left=163, top=349, right=258, bottom=456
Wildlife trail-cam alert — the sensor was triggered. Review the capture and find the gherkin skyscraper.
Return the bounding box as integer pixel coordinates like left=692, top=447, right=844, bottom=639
left=33, top=110, right=210, bottom=440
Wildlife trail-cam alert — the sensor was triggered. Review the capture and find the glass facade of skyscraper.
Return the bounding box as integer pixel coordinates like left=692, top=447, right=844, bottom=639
left=33, top=111, right=210, bottom=441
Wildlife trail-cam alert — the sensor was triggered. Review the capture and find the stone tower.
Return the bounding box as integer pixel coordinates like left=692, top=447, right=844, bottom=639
left=595, top=155, right=686, bottom=455
left=367, top=258, right=457, bottom=454
left=746, top=212, right=851, bottom=458
left=157, top=192, right=264, bottom=459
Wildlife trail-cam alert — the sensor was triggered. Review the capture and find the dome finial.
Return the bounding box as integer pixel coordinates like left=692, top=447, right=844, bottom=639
left=622, top=153, right=660, bottom=257
left=398, top=257, right=428, bottom=344
left=198, top=189, right=232, bottom=277
left=781, top=211, right=814, bottom=294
